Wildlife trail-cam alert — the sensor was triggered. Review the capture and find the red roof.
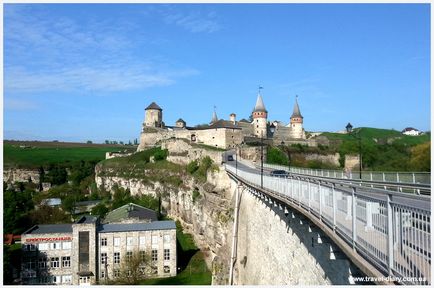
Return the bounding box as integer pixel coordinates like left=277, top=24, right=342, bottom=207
left=4, top=234, right=13, bottom=245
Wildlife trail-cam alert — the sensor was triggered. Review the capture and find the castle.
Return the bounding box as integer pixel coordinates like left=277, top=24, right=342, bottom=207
left=137, top=93, right=306, bottom=151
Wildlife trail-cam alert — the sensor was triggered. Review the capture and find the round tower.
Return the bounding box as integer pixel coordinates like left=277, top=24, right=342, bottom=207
left=252, top=93, right=268, bottom=138
left=289, top=96, right=304, bottom=139
left=144, top=102, right=163, bottom=128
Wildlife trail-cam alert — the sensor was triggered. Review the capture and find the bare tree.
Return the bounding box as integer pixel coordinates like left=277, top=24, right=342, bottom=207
left=112, top=249, right=151, bottom=285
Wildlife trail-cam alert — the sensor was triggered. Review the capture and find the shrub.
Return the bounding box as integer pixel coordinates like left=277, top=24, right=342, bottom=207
left=187, top=160, right=199, bottom=174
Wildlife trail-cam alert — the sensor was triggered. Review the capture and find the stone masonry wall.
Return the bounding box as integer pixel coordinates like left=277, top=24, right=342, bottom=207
left=235, top=189, right=354, bottom=285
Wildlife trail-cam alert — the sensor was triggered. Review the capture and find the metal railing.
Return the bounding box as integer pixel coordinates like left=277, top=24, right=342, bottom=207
left=263, top=163, right=431, bottom=184
left=226, top=164, right=431, bottom=285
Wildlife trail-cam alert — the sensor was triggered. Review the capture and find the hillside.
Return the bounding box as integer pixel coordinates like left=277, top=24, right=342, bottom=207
left=320, top=127, right=430, bottom=145
left=319, top=127, right=430, bottom=171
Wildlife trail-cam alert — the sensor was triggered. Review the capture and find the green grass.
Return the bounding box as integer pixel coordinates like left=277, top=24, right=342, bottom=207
left=4, top=142, right=130, bottom=168
left=321, top=127, right=430, bottom=146
left=140, top=252, right=211, bottom=285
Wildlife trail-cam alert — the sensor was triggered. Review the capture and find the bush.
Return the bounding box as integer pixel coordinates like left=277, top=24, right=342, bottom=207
left=153, top=149, right=168, bottom=161
left=187, top=160, right=199, bottom=174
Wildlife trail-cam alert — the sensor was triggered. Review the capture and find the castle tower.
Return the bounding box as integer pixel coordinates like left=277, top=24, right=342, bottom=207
left=144, top=102, right=163, bottom=128
left=289, top=96, right=304, bottom=139
left=252, top=92, right=268, bottom=138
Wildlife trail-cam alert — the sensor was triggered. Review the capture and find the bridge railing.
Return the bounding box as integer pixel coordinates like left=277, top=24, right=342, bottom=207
left=226, top=165, right=431, bottom=285
left=262, top=163, right=431, bottom=185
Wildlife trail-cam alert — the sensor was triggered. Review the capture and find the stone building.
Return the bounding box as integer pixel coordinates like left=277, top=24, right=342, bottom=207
left=20, top=213, right=176, bottom=285
left=137, top=92, right=306, bottom=151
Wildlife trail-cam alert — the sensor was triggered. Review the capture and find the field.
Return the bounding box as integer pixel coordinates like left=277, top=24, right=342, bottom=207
left=3, top=140, right=136, bottom=168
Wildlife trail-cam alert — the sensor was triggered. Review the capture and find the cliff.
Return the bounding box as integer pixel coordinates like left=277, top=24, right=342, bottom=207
left=95, top=142, right=234, bottom=284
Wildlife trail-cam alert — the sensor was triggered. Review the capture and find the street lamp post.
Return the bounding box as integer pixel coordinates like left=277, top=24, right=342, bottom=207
left=260, top=133, right=264, bottom=189
left=346, top=123, right=362, bottom=180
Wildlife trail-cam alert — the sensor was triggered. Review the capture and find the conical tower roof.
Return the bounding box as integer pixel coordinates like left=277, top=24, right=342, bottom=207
left=253, top=93, right=267, bottom=113
left=211, top=110, right=218, bottom=124
left=145, top=102, right=162, bottom=111
left=291, top=97, right=303, bottom=118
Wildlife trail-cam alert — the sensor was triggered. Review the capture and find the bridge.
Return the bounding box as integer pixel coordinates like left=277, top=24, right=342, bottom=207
left=225, top=160, right=431, bottom=285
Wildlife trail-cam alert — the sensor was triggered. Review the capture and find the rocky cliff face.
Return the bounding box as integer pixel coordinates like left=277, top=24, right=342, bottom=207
left=95, top=151, right=234, bottom=284
left=3, top=168, right=40, bottom=184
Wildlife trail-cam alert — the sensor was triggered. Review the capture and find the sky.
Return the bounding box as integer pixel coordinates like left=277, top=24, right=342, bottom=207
left=4, top=3, right=431, bottom=143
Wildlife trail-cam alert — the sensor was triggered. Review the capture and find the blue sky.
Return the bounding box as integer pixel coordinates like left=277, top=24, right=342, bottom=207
left=4, top=3, right=430, bottom=143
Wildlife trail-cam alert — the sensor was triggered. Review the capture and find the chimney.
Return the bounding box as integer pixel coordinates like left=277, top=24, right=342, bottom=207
left=230, top=113, right=236, bottom=124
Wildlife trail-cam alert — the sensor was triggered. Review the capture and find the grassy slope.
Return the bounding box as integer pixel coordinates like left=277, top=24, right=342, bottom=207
left=3, top=142, right=134, bottom=168
left=321, top=127, right=430, bottom=145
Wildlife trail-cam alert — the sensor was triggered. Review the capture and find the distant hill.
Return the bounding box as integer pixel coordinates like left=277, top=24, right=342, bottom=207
left=320, top=127, right=430, bottom=146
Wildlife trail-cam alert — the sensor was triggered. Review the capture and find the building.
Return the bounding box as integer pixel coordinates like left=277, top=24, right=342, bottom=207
left=137, top=91, right=306, bottom=151
left=402, top=127, right=422, bottom=136
left=21, top=214, right=177, bottom=285
left=103, top=203, right=158, bottom=224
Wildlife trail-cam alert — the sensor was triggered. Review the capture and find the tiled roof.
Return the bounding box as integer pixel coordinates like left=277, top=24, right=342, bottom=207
left=291, top=97, right=303, bottom=118
left=98, top=220, right=176, bottom=233
left=253, top=94, right=267, bottom=113
left=206, top=119, right=242, bottom=130
left=145, top=102, right=162, bottom=111
left=103, top=203, right=158, bottom=223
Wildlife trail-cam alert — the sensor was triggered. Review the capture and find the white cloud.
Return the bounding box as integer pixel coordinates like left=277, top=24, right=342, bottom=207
left=4, top=5, right=200, bottom=94
left=5, top=65, right=199, bottom=93
left=163, top=9, right=220, bottom=33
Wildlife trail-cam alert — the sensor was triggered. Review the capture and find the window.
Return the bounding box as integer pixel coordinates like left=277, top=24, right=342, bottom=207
left=164, top=249, right=170, bottom=261
left=152, top=235, right=158, bottom=245
left=140, top=250, right=147, bottom=261
left=114, top=237, right=120, bottom=246
left=62, top=275, right=72, bottom=284
left=50, top=257, right=59, bottom=268
left=126, top=251, right=132, bottom=261
left=114, top=252, right=120, bottom=264
left=62, top=241, right=72, bottom=249
left=38, top=243, right=49, bottom=251
left=152, top=266, right=158, bottom=275
left=29, top=244, right=36, bottom=251
left=152, top=249, right=158, bottom=262
left=101, top=270, right=106, bottom=278
left=26, top=258, right=36, bottom=269
left=113, top=269, right=120, bottom=277
left=163, top=234, right=170, bottom=243
left=101, top=253, right=107, bottom=264
left=139, top=236, right=146, bottom=246
left=62, top=256, right=71, bottom=268
left=164, top=265, right=170, bottom=274
left=101, top=237, right=107, bottom=247
left=38, top=257, right=47, bottom=269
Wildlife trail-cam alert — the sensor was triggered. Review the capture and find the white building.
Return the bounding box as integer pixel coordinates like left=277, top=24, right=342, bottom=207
left=21, top=215, right=176, bottom=285
left=402, top=127, right=422, bottom=136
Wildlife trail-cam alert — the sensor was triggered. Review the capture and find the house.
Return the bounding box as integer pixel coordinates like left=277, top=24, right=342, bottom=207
left=402, top=127, right=422, bottom=136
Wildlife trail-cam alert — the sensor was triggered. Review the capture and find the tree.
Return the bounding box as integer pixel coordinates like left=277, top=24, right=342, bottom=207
left=91, top=203, right=109, bottom=218
left=113, top=250, right=150, bottom=284
left=29, top=205, right=71, bottom=225
left=86, top=140, right=93, bottom=144
left=410, top=142, right=430, bottom=171
left=105, top=140, right=110, bottom=144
